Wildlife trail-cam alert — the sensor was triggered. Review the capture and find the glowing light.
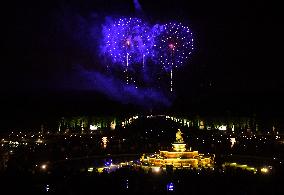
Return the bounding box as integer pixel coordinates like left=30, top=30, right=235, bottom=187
left=230, top=138, right=236, bottom=148
left=41, top=164, right=47, bottom=170
left=218, top=125, right=227, bottom=131
left=152, top=167, right=161, bottom=173
left=261, top=167, right=269, bottom=173
left=199, top=120, right=205, bottom=130
left=36, top=139, right=43, bottom=143
left=152, top=23, right=193, bottom=91
left=90, top=125, right=98, bottom=130
left=102, top=17, right=152, bottom=70
left=126, top=40, right=130, bottom=46
left=110, top=120, right=116, bottom=130
left=104, top=159, right=112, bottom=167
left=45, top=184, right=50, bottom=192
left=169, top=43, right=174, bottom=50
left=88, top=167, right=94, bottom=172
left=167, top=182, right=174, bottom=191
left=97, top=167, right=104, bottom=173
left=102, top=137, right=108, bottom=148
left=125, top=179, right=129, bottom=189
left=152, top=23, right=194, bottom=69
left=101, top=18, right=195, bottom=91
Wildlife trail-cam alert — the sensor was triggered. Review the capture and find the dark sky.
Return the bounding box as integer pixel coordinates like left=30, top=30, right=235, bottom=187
left=0, top=0, right=282, bottom=128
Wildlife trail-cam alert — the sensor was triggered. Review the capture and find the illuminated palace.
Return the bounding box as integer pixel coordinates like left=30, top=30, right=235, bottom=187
left=141, top=129, right=214, bottom=168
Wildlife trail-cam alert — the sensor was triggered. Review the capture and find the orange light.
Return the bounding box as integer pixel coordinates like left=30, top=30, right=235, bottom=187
left=41, top=164, right=47, bottom=170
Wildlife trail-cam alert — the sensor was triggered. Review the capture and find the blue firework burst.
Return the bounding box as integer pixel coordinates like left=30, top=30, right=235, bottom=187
left=102, top=17, right=152, bottom=67
left=153, top=22, right=194, bottom=71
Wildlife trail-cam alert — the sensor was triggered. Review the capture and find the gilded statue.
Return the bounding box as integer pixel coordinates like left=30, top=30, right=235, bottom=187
left=176, top=129, right=184, bottom=143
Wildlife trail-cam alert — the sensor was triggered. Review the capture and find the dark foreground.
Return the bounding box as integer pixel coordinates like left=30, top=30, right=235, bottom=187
left=1, top=165, right=283, bottom=195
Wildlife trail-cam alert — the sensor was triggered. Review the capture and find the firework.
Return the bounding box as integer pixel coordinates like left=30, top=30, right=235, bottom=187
left=102, top=17, right=151, bottom=65
left=153, top=22, right=194, bottom=70
left=153, top=22, right=194, bottom=91
left=101, top=18, right=194, bottom=90
left=102, top=17, right=152, bottom=84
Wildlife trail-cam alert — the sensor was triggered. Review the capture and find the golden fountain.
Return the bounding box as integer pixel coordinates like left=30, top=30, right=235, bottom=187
left=141, top=129, right=214, bottom=168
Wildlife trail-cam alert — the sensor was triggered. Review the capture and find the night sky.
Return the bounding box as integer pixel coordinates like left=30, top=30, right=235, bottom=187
left=0, top=0, right=282, bottom=128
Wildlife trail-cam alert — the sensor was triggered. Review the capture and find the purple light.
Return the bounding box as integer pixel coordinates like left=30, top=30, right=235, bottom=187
left=100, top=18, right=194, bottom=93
left=104, top=158, right=112, bottom=166
left=102, top=17, right=152, bottom=66
left=168, top=43, right=175, bottom=50
left=152, top=23, right=194, bottom=71
left=167, top=182, right=174, bottom=191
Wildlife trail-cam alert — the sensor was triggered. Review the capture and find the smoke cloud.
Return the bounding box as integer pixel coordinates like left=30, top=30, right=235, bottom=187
left=51, top=3, right=173, bottom=109
left=133, top=0, right=144, bottom=15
